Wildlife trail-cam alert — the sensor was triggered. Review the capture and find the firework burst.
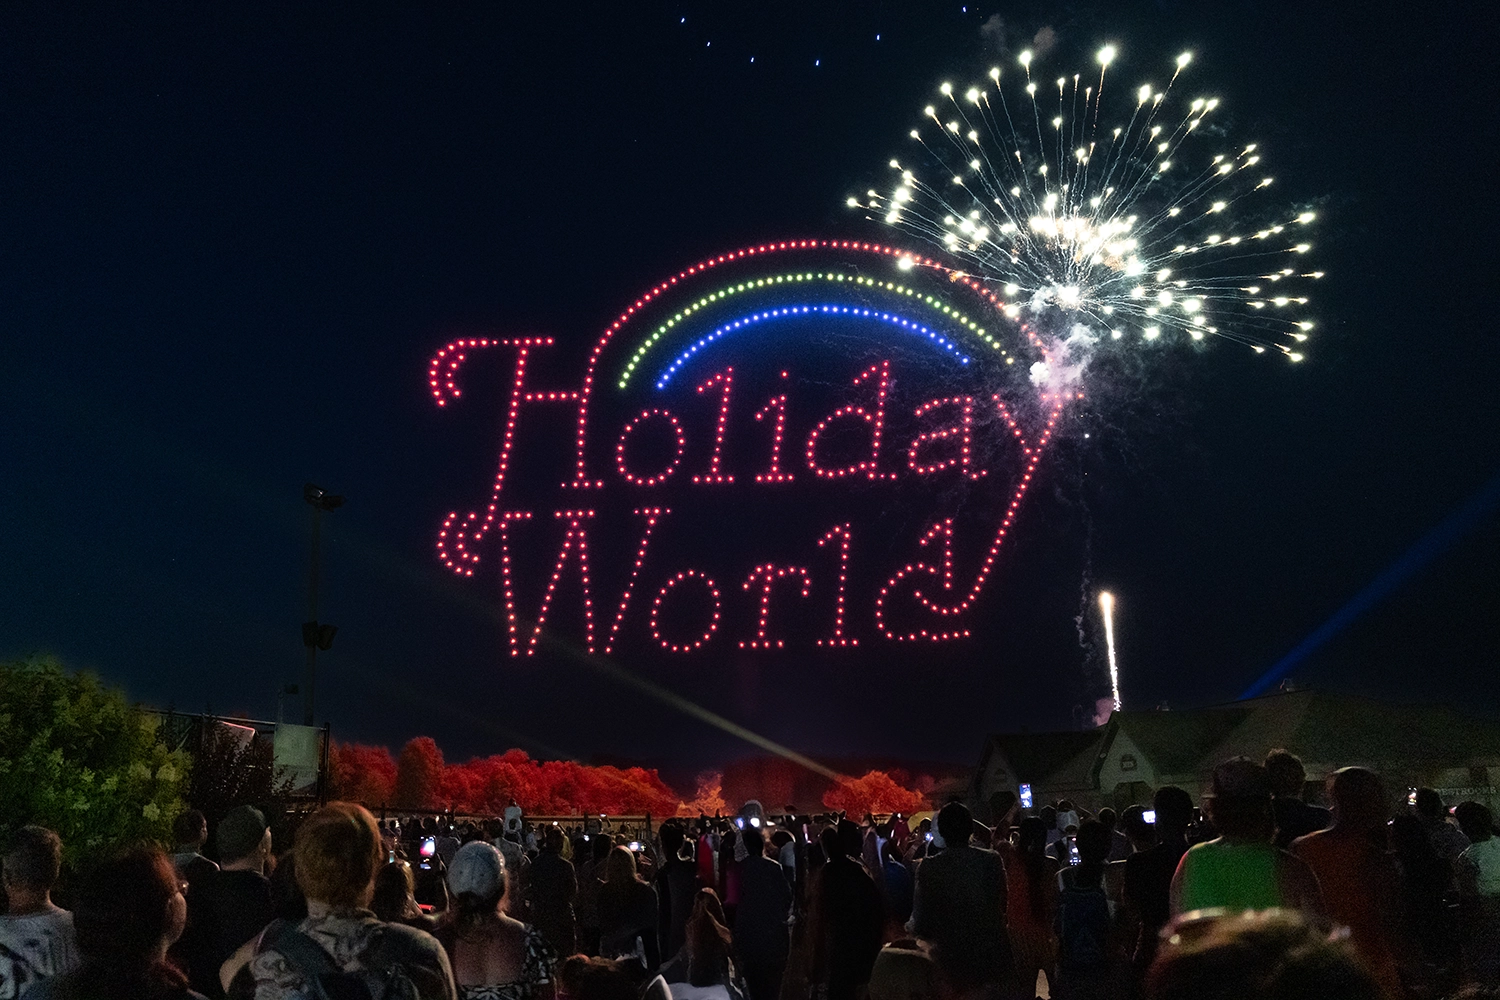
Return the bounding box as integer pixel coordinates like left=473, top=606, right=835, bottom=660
left=850, top=46, right=1321, bottom=364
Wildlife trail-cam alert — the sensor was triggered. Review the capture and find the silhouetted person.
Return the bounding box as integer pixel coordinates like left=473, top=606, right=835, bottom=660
left=911, top=802, right=1012, bottom=995
left=1289, top=767, right=1402, bottom=997
left=1389, top=814, right=1459, bottom=985
left=598, top=847, right=659, bottom=969
left=170, top=811, right=219, bottom=888
left=523, top=826, right=577, bottom=959
left=1416, top=787, right=1470, bottom=862
left=1006, top=816, right=1059, bottom=996
left=660, top=889, right=745, bottom=1000
left=184, top=806, right=274, bottom=997
left=1124, top=787, right=1191, bottom=977
left=1263, top=750, right=1329, bottom=849
left=655, top=824, right=698, bottom=962
left=373, top=861, right=439, bottom=932
left=806, top=822, right=883, bottom=1000
left=1054, top=819, right=1115, bottom=999
left=732, top=826, right=791, bottom=1000
left=1454, top=801, right=1500, bottom=987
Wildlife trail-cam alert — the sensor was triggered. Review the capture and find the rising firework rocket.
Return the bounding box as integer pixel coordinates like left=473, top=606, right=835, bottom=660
left=850, top=45, right=1321, bottom=375
left=1099, top=590, right=1121, bottom=712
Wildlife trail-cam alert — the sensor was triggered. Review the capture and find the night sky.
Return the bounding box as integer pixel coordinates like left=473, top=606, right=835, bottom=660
left=3, top=1, right=1497, bottom=781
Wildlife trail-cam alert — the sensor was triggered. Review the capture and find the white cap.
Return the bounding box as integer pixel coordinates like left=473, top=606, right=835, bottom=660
left=448, top=841, right=505, bottom=900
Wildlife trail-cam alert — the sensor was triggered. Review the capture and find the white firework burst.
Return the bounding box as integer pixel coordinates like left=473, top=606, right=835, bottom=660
left=850, top=46, right=1322, bottom=362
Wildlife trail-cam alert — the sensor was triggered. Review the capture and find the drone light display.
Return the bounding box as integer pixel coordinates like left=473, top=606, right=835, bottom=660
left=427, top=46, right=1321, bottom=662
left=429, top=239, right=1075, bottom=656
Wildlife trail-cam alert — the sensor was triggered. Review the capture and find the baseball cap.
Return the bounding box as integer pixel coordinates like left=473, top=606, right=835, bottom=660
left=216, top=805, right=269, bottom=862
left=448, top=840, right=505, bottom=900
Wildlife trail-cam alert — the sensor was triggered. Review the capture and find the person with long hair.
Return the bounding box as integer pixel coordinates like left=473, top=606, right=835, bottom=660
left=597, top=847, right=659, bottom=970
left=437, top=841, right=558, bottom=1000
left=660, top=889, right=746, bottom=1000
left=22, top=846, right=200, bottom=1000
left=1007, top=816, right=1060, bottom=995
left=373, top=861, right=438, bottom=933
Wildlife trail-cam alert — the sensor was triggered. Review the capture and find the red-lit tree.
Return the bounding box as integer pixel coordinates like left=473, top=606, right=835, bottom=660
left=394, top=737, right=445, bottom=809
left=677, top=771, right=729, bottom=817
left=328, top=741, right=397, bottom=806
left=821, top=770, right=928, bottom=817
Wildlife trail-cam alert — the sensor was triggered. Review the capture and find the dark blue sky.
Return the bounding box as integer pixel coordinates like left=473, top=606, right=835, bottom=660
left=3, top=0, right=1496, bottom=778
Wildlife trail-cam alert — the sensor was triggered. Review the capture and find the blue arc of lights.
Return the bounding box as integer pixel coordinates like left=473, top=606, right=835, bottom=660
left=653, top=304, right=972, bottom=389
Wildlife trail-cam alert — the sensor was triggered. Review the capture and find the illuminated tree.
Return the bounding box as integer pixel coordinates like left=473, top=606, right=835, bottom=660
left=821, top=770, right=927, bottom=817
left=329, top=742, right=397, bottom=805
left=394, top=737, right=445, bottom=809
left=677, top=771, right=729, bottom=817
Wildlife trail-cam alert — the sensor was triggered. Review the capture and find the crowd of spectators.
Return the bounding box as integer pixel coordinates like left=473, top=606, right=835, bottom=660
left=3, top=748, right=1499, bottom=1000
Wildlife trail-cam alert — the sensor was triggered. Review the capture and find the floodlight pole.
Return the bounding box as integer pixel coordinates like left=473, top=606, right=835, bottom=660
left=301, top=483, right=344, bottom=727
left=304, top=504, right=323, bottom=726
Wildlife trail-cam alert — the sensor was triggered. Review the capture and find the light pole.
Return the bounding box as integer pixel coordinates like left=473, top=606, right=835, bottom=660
left=302, top=483, right=344, bottom=726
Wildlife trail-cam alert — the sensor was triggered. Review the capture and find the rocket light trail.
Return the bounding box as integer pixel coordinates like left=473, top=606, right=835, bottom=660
left=1099, top=590, right=1121, bottom=712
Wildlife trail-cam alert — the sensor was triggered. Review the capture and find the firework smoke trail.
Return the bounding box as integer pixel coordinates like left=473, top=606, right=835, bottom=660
left=850, top=45, right=1322, bottom=387
left=1099, top=590, right=1121, bottom=711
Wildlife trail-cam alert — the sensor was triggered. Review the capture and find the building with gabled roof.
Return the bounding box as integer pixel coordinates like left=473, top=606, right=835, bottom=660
left=971, top=689, right=1500, bottom=816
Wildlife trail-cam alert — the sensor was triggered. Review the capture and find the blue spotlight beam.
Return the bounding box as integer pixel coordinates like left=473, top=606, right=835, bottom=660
left=1241, top=468, right=1500, bottom=699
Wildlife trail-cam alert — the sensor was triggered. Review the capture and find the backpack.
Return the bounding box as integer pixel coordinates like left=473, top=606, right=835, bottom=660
left=1055, top=874, right=1111, bottom=971
left=260, top=920, right=422, bottom=1000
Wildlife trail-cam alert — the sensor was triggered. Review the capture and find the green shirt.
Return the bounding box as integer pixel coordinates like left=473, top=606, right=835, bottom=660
left=1177, top=840, right=1285, bottom=913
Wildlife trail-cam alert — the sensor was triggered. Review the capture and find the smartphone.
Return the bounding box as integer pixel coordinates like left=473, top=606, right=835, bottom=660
left=1067, top=836, right=1080, bottom=866
left=924, top=831, right=933, bottom=842
left=1407, top=788, right=1418, bottom=807
left=628, top=840, right=643, bottom=852
left=735, top=817, right=745, bottom=829
left=1142, top=809, right=1157, bottom=825
left=420, top=837, right=436, bottom=859
left=1019, top=783, right=1033, bottom=810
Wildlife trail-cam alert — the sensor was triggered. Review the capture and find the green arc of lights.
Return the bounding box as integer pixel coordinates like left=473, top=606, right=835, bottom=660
left=616, top=271, right=1009, bottom=389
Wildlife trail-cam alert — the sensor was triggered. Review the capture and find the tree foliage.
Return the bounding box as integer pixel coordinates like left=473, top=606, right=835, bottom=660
left=353, top=737, right=678, bottom=816
left=328, top=741, right=398, bottom=805
left=821, top=769, right=928, bottom=817
left=395, top=737, right=445, bottom=810
left=0, top=658, right=189, bottom=866
left=676, top=771, right=729, bottom=817
left=185, top=721, right=295, bottom=831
